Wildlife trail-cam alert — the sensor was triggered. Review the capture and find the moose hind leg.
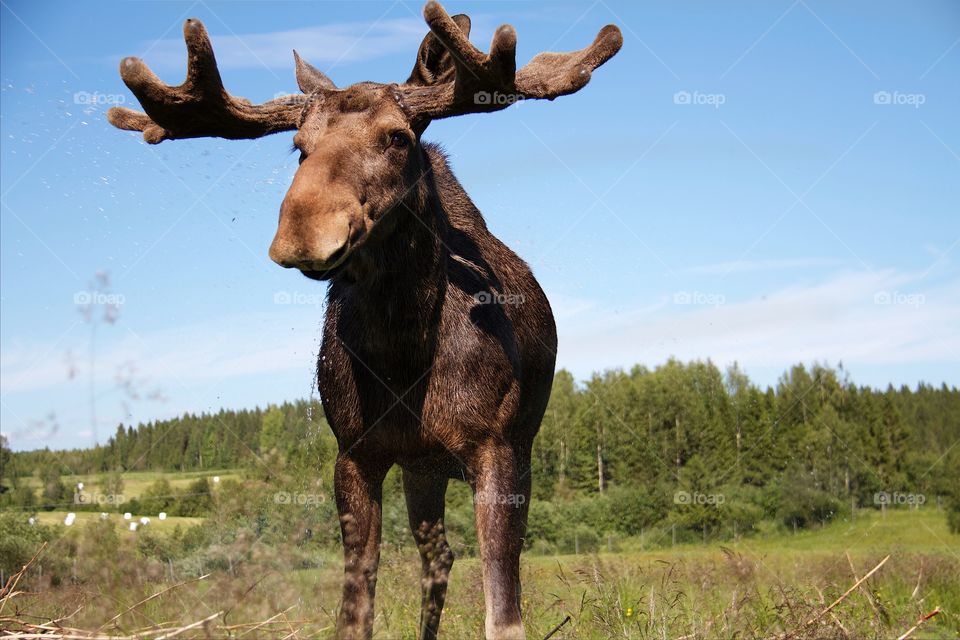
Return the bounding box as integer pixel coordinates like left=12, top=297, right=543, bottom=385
left=473, top=445, right=531, bottom=640
left=403, top=469, right=454, bottom=640
left=334, top=454, right=388, bottom=640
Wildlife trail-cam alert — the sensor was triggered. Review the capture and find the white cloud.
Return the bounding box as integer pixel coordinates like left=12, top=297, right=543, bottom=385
left=1, top=310, right=320, bottom=396
left=5, top=269, right=956, bottom=398
left=3, top=268, right=957, bottom=449
left=681, top=257, right=849, bottom=275
left=555, top=268, right=960, bottom=378
left=128, top=19, right=426, bottom=74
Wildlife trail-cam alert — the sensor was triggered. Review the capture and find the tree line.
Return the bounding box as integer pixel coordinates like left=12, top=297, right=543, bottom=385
left=3, top=360, right=959, bottom=543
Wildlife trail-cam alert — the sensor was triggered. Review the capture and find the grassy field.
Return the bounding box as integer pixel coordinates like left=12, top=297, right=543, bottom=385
left=4, top=507, right=957, bottom=638
left=20, top=469, right=240, bottom=502
left=31, top=510, right=202, bottom=531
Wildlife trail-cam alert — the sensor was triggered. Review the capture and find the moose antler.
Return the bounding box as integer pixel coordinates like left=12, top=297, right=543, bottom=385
left=107, top=19, right=309, bottom=144
left=399, top=1, right=623, bottom=121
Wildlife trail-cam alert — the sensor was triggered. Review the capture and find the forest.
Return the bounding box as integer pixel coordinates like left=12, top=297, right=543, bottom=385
left=4, top=359, right=959, bottom=554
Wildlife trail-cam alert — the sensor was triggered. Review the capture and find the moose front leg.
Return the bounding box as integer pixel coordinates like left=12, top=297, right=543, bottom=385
left=473, top=444, right=531, bottom=640
left=334, top=453, right=388, bottom=640
left=403, top=470, right=454, bottom=639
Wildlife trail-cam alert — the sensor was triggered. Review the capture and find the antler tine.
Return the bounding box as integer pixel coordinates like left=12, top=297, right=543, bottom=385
left=515, top=24, right=623, bottom=99
left=107, top=19, right=304, bottom=144
left=400, top=1, right=622, bottom=122
left=422, top=1, right=489, bottom=76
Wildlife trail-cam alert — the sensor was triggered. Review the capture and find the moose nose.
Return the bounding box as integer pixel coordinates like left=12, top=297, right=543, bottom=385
left=268, top=226, right=350, bottom=270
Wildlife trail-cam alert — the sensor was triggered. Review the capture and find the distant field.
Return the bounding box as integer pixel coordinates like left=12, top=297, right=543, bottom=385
left=31, top=510, right=202, bottom=531
left=615, top=507, right=957, bottom=557
left=18, top=469, right=240, bottom=504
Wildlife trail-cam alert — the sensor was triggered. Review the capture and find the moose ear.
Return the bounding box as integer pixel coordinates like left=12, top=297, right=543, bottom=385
left=406, top=13, right=471, bottom=86
left=294, top=50, right=337, bottom=93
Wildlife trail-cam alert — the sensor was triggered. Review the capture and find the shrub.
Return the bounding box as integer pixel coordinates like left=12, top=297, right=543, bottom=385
left=778, top=485, right=846, bottom=530
left=948, top=501, right=960, bottom=535
left=0, top=512, right=62, bottom=576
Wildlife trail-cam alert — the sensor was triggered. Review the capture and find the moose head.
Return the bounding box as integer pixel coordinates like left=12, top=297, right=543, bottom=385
left=108, top=1, right=621, bottom=282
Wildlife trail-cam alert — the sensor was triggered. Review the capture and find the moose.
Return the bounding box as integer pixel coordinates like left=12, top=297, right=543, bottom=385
left=107, top=2, right=621, bottom=637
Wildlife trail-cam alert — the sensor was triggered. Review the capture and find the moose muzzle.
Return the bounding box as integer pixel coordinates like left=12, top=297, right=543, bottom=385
left=269, top=164, right=364, bottom=273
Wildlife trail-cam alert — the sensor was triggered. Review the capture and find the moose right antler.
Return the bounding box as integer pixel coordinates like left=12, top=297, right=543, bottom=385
left=107, top=3, right=621, bottom=638
left=399, top=1, right=623, bottom=121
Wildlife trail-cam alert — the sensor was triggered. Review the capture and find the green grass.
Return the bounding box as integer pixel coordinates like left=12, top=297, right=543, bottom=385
left=6, top=507, right=956, bottom=639
left=610, top=508, right=957, bottom=558
left=373, top=509, right=959, bottom=638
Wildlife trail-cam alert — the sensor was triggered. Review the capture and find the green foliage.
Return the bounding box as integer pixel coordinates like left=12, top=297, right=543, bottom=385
left=139, top=478, right=176, bottom=515
left=39, top=467, right=67, bottom=511
left=0, top=512, right=61, bottom=575
left=775, top=468, right=848, bottom=530
left=5, top=363, right=959, bottom=550
left=173, top=477, right=213, bottom=517
left=97, top=471, right=125, bottom=501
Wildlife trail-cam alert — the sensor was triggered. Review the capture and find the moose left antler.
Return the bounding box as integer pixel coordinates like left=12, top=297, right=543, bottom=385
left=399, top=2, right=622, bottom=121
left=108, top=3, right=621, bottom=639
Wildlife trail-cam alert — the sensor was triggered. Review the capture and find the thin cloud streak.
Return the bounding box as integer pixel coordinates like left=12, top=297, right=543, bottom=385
left=114, top=19, right=426, bottom=73
left=557, top=268, right=960, bottom=377
left=681, top=257, right=850, bottom=276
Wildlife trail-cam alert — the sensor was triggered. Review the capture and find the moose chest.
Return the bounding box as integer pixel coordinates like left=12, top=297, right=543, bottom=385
left=317, top=286, right=522, bottom=462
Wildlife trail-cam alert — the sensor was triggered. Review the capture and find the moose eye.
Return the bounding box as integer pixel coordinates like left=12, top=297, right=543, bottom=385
left=298, top=152, right=306, bottom=165
left=389, top=131, right=408, bottom=149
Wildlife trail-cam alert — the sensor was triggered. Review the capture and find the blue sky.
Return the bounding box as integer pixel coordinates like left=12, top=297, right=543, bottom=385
left=1, top=0, right=958, bottom=451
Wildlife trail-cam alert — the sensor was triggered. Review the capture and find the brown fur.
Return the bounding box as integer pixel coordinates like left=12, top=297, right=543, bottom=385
left=106, top=3, right=621, bottom=637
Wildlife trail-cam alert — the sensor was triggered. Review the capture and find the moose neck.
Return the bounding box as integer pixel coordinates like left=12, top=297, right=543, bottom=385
left=328, top=146, right=449, bottom=363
